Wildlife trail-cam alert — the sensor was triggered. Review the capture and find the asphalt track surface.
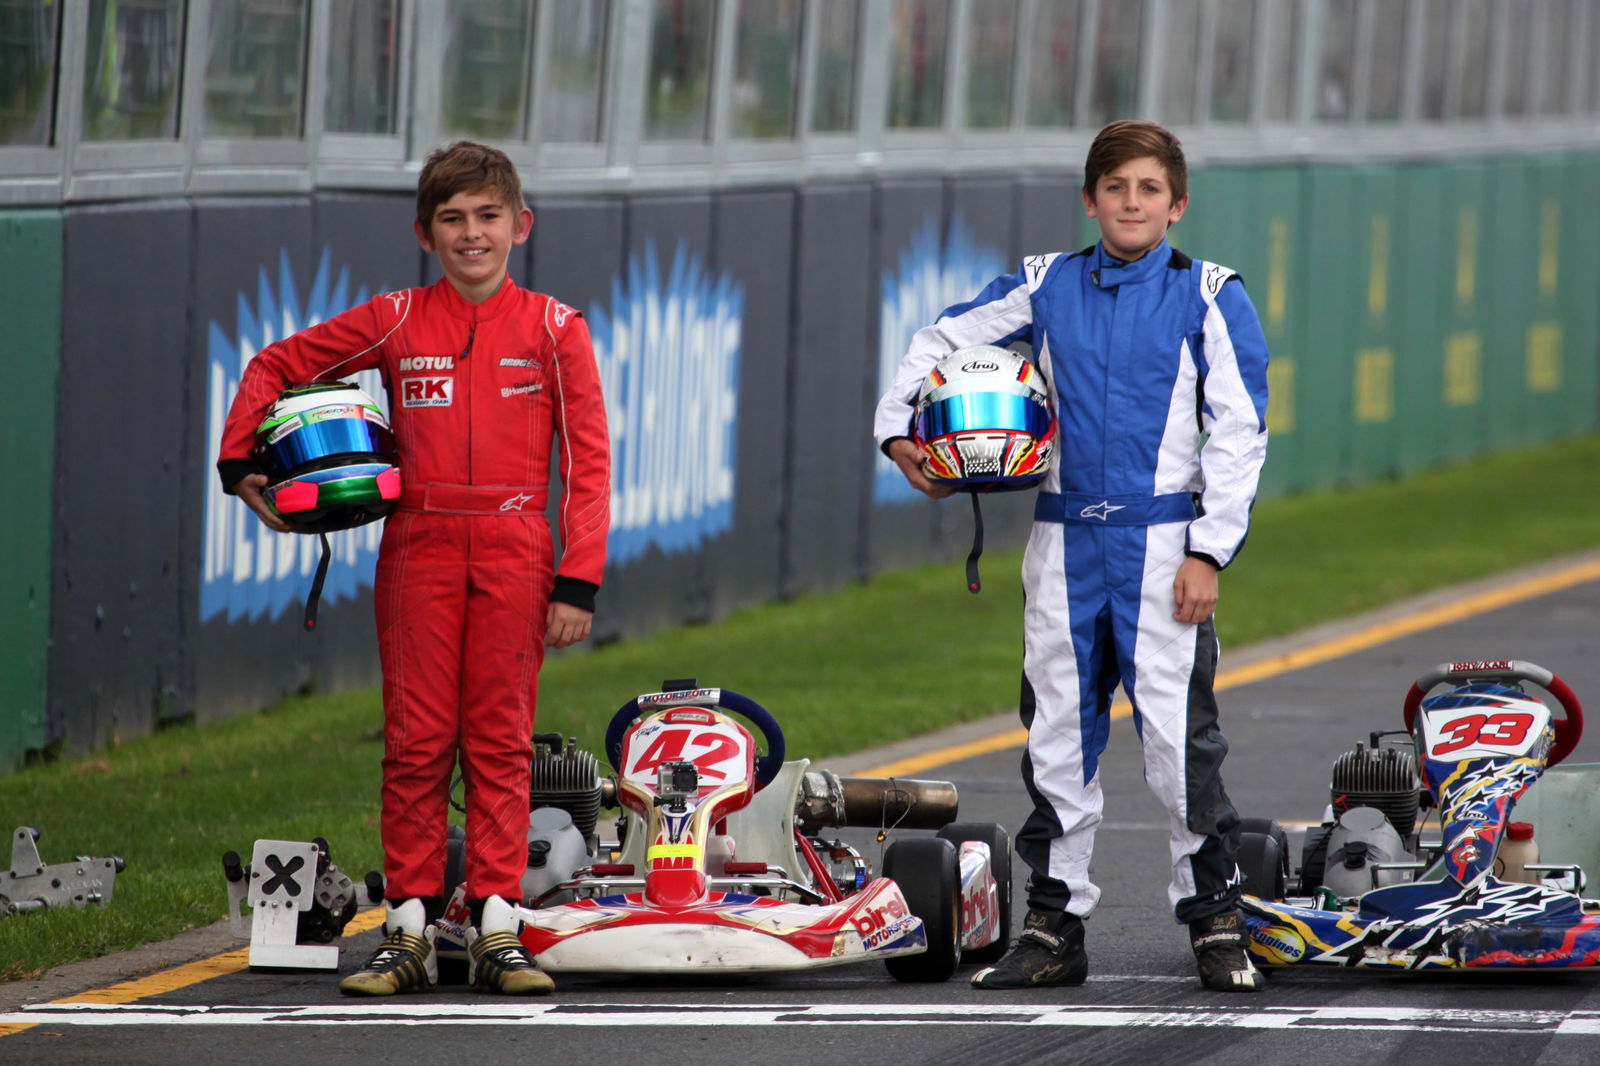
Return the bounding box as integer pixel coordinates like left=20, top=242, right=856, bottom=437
left=5, top=551, right=1600, bottom=1066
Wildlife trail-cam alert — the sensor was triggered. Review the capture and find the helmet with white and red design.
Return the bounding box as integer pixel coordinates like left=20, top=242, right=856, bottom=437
left=914, top=346, right=1055, bottom=490
left=253, top=382, right=401, bottom=534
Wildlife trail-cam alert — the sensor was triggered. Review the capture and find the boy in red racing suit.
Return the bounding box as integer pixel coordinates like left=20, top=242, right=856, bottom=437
left=217, top=141, right=610, bottom=997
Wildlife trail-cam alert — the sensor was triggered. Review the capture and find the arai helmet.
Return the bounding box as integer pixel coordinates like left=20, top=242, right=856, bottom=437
left=914, top=345, right=1055, bottom=490
left=254, top=382, right=401, bottom=534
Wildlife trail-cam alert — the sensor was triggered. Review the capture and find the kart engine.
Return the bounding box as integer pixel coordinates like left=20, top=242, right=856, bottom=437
left=529, top=732, right=605, bottom=845
left=1330, top=738, right=1423, bottom=839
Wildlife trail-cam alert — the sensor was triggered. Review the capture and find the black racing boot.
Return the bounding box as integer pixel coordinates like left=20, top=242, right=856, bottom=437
left=971, top=909, right=1088, bottom=989
left=1190, top=910, right=1265, bottom=992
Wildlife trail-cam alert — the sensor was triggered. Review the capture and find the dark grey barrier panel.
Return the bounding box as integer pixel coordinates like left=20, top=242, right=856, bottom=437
left=786, top=182, right=875, bottom=597
left=589, top=193, right=719, bottom=640
left=52, top=201, right=193, bottom=753
left=1017, top=174, right=1083, bottom=256
left=708, top=188, right=794, bottom=620
left=186, top=198, right=319, bottom=724
left=526, top=197, right=626, bottom=643
left=864, top=177, right=945, bottom=576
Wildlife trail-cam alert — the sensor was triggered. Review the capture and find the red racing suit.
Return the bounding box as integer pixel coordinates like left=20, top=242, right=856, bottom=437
left=217, top=277, right=610, bottom=903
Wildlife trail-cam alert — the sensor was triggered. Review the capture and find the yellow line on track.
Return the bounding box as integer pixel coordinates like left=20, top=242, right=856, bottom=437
left=6, top=556, right=1598, bottom=1031
left=860, top=557, right=1600, bottom=779
left=0, top=907, right=386, bottom=1037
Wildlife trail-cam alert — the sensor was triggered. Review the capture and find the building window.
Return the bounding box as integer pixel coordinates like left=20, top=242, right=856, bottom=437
left=1086, top=0, right=1141, bottom=127
left=1026, top=0, right=1082, bottom=127
left=810, top=0, right=858, bottom=132
left=732, top=0, right=800, bottom=138
left=0, top=0, right=62, bottom=145
left=1419, top=0, right=1449, bottom=120
left=204, top=0, right=309, bottom=138
left=964, top=0, right=1017, bottom=129
left=1158, top=0, right=1203, bottom=125
left=888, top=0, right=948, bottom=130
left=1210, top=0, right=1255, bottom=123
left=644, top=0, right=715, bottom=140
left=1315, top=0, right=1356, bottom=121
left=441, top=0, right=533, bottom=140
left=542, top=0, right=608, bottom=142
left=1262, top=0, right=1299, bottom=120
left=1453, top=0, right=1490, bottom=118
left=1366, top=0, right=1406, bottom=121
left=324, top=0, right=398, bottom=135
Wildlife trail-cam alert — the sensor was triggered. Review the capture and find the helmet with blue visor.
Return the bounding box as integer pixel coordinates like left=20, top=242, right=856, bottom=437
left=254, top=382, right=401, bottom=535
left=914, top=346, right=1055, bottom=490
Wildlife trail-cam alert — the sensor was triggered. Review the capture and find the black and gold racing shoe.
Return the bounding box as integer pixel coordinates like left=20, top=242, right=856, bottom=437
left=467, top=895, right=555, bottom=995
left=1190, top=910, right=1266, bottom=992
left=338, top=900, right=438, bottom=997
left=971, top=909, right=1089, bottom=989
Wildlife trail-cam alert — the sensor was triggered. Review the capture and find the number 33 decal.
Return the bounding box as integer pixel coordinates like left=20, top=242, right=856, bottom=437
left=1430, top=711, right=1535, bottom=756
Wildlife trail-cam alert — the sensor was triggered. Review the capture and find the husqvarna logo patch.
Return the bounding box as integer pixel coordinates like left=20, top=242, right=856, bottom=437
left=402, top=377, right=453, bottom=407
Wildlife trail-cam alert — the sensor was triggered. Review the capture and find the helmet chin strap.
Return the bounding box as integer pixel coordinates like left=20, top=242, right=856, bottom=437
left=303, top=532, right=333, bottom=630
left=965, top=492, right=985, bottom=594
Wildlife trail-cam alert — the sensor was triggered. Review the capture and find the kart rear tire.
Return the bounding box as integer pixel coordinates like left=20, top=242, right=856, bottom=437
left=1237, top=818, right=1289, bottom=901
left=1297, top=822, right=1334, bottom=894
left=936, top=821, right=1012, bottom=965
left=883, top=837, right=961, bottom=983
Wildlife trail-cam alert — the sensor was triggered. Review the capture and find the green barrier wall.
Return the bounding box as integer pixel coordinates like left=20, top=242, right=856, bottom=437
left=0, top=209, right=61, bottom=771
left=1183, top=150, right=1600, bottom=499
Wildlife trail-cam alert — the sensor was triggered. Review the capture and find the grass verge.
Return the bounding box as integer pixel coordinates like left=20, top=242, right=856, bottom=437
left=2, top=432, right=1598, bottom=979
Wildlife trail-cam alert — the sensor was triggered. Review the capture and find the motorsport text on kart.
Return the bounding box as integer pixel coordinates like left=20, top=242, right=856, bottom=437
left=1234, top=659, right=1600, bottom=970
left=430, top=681, right=1011, bottom=982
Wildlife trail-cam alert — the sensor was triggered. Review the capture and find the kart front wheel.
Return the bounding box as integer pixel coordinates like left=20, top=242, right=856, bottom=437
left=883, top=837, right=961, bottom=983
left=936, top=821, right=1012, bottom=964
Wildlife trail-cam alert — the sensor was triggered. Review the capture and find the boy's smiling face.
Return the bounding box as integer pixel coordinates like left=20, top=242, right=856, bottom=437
left=1082, top=155, right=1188, bottom=262
left=415, top=188, right=533, bottom=302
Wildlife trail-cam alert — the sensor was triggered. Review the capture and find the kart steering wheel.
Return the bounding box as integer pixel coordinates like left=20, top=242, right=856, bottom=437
left=1403, top=659, right=1584, bottom=768
left=604, top=687, right=787, bottom=788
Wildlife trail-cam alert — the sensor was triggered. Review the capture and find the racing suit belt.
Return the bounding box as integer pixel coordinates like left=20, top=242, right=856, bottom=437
left=1034, top=490, right=1197, bottom=526
left=398, top=483, right=548, bottom=515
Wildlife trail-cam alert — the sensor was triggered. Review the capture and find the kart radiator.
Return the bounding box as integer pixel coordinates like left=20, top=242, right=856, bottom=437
left=530, top=733, right=604, bottom=841
left=1330, top=743, right=1423, bottom=839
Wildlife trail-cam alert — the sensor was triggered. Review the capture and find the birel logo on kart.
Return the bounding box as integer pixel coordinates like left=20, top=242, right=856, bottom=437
left=1420, top=697, right=1550, bottom=760
left=852, top=895, right=915, bottom=950
left=623, top=714, right=751, bottom=787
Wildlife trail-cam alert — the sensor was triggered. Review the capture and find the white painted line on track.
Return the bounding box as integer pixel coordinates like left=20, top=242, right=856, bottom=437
left=7, top=1002, right=1600, bottom=1034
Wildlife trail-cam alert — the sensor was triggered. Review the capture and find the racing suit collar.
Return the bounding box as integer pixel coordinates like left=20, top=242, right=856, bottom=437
left=1089, top=237, right=1173, bottom=288
left=433, top=273, right=520, bottom=321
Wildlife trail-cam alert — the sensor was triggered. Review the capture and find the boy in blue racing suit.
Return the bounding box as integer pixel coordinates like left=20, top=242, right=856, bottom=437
left=875, top=121, right=1270, bottom=992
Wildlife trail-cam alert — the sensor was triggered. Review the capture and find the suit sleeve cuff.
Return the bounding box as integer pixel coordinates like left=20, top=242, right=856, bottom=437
left=218, top=458, right=262, bottom=495
left=550, top=576, right=599, bottom=613
left=880, top=435, right=910, bottom=458
left=1185, top=549, right=1224, bottom=571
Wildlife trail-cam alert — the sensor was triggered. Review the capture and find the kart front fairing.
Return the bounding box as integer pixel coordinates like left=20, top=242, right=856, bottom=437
left=1243, top=661, right=1600, bottom=970
left=433, top=687, right=1002, bottom=976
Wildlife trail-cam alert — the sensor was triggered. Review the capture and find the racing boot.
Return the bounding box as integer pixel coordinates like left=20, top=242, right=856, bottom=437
left=971, top=908, right=1088, bottom=989
left=467, top=895, right=555, bottom=995
left=339, top=897, right=438, bottom=996
left=1190, top=910, right=1265, bottom=992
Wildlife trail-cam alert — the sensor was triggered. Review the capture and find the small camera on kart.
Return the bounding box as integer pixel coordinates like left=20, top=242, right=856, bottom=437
left=656, top=761, right=699, bottom=803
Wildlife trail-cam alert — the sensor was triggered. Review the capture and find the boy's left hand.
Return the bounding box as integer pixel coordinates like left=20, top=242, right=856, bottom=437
left=1172, top=556, right=1219, bottom=624
left=546, top=602, right=593, bottom=648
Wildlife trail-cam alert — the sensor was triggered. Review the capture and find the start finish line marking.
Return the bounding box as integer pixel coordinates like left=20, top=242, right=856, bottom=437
left=8, top=1002, right=1600, bottom=1035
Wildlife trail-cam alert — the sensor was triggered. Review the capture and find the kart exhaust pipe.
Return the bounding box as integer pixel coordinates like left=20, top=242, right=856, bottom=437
left=796, top=770, right=959, bottom=833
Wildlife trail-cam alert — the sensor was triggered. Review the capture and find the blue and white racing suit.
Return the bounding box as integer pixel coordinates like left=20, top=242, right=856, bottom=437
left=874, top=237, right=1270, bottom=924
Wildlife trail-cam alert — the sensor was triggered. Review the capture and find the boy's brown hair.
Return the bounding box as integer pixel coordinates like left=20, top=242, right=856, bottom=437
left=1082, top=120, right=1188, bottom=204
left=415, top=141, right=524, bottom=227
